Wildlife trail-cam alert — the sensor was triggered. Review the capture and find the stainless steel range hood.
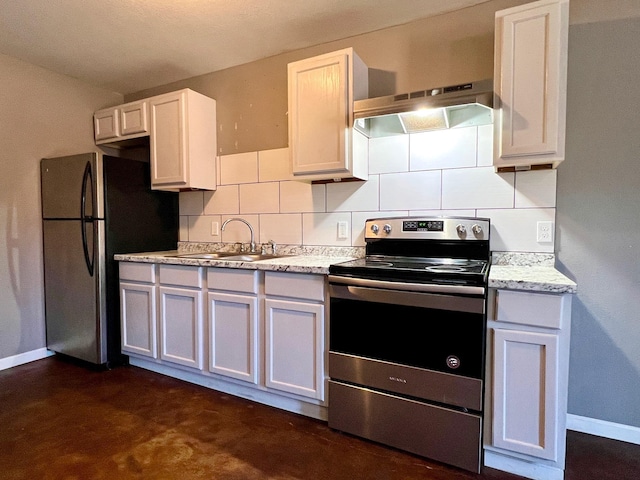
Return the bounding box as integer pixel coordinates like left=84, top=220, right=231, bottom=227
left=354, top=79, right=493, bottom=138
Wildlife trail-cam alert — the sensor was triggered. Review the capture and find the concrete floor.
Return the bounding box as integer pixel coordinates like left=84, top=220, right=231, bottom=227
left=1, top=357, right=638, bottom=480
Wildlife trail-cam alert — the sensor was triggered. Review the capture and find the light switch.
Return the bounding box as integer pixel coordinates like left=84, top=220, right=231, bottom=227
left=337, top=221, right=348, bottom=240
left=211, top=221, right=219, bottom=236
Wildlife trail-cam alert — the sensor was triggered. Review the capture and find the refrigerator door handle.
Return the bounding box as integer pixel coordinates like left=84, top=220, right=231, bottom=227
left=81, top=161, right=95, bottom=276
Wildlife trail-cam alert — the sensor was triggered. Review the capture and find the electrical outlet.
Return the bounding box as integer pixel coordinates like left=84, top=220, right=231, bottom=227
left=211, top=221, right=219, bottom=236
left=536, top=221, right=554, bottom=243
left=337, top=221, right=348, bottom=240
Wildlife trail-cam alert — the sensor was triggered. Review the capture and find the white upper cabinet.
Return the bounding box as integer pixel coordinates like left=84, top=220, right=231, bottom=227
left=94, top=100, right=149, bottom=143
left=94, top=89, right=217, bottom=191
left=149, top=89, right=217, bottom=191
left=288, top=48, right=369, bottom=182
left=493, top=0, right=569, bottom=170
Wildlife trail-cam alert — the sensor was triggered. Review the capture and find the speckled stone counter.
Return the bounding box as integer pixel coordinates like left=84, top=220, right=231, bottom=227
left=116, top=248, right=577, bottom=293
left=114, top=250, right=356, bottom=275
left=489, top=252, right=577, bottom=294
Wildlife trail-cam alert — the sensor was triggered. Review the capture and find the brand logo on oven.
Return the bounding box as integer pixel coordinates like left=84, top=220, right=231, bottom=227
left=389, top=376, right=407, bottom=384
left=446, top=355, right=461, bottom=369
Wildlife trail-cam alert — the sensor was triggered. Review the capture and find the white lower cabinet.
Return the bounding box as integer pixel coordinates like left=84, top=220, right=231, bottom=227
left=207, top=268, right=259, bottom=384
left=485, top=288, right=572, bottom=480
left=119, top=263, right=157, bottom=359
left=119, top=262, right=328, bottom=418
left=265, top=298, right=325, bottom=400
left=158, top=265, right=204, bottom=370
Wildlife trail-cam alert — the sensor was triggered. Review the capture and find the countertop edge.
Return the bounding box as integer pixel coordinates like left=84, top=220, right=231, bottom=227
left=115, top=252, right=578, bottom=293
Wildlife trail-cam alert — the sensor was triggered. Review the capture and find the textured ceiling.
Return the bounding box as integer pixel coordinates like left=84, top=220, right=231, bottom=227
left=0, top=0, right=492, bottom=94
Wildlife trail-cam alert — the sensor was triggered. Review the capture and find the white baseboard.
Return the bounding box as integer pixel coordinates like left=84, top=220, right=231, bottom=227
left=567, top=414, right=640, bottom=445
left=0, top=348, right=54, bottom=371
left=484, top=449, right=563, bottom=480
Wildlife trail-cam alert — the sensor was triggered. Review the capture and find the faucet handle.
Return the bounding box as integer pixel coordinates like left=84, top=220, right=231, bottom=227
left=268, top=239, right=277, bottom=255
left=260, top=244, right=267, bottom=255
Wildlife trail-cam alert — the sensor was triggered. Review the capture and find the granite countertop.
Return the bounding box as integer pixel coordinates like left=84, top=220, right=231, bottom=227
left=115, top=249, right=577, bottom=294
left=114, top=250, right=356, bottom=275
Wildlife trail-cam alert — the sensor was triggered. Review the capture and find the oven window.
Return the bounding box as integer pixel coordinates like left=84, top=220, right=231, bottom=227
left=330, top=297, right=486, bottom=379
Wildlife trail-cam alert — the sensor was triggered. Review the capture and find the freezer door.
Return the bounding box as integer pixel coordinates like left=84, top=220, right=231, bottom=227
left=41, top=152, right=104, bottom=219
left=43, top=218, right=107, bottom=364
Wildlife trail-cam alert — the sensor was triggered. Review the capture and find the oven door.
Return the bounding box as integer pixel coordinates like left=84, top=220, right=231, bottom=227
left=328, top=275, right=487, bottom=411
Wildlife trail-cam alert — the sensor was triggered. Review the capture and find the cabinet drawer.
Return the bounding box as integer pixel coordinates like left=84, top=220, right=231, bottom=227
left=159, top=264, right=202, bottom=288
left=494, top=290, right=567, bottom=329
left=207, top=268, right=258, bottom=294
left=265, top=271, right=325, bottom=301
left=119, top=262, right=155, bottom=283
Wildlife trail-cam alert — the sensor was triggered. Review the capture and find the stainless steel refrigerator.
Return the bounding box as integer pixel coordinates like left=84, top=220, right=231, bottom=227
left=41, top=152, right=178, bottom=367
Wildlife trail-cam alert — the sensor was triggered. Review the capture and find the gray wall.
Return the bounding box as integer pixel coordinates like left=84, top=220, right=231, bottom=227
left=557, top=17, right=640, bottom=427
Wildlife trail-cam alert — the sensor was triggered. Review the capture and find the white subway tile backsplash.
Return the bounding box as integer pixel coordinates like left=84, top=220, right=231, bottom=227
left=351, top=210, right=407, bottom=246
left=476, top=125, right=493, bottom=167
left=179, top=140, right=558, bottom=253
left=410, top=127, right=477, bottom=171
left=259, top=214, right=303, bottom=245
left=220, top=214, right=260, bottom=245
left=515, top=170, right=557, bottom=208
left=326, top=175, right=379, bottom=212
left=409, top=209, right=477, bottom=218
left=220, top=152, right=259, bottom=184
left=188, top=215, right=222, bottom=243
left=442, top=167, right=515, bottom=209
left=203, top=185, right=239, bottom=215
left=280, top=181, right=326, bottom=213
left=179, top=216, right=189, bottom=242
left=380, top=170, right=441, bottom=211
left=179, top=191, right=204, bottom=215
left=369, top=136, right=409, bottom=174
left=240, top=182, right=279, bottom=214
left=477, top=208, right=555, bottom=253
left=259, top=148, right=290, bottom=182
left=302, top=212, right=352, bottom=246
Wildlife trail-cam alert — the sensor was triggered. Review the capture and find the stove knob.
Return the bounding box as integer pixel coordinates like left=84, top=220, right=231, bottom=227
left=370, top=224, right=379, bottom=234
left=456, top=224, right=467, bottom=236
left=472, top=224, right=483, bottom=236
left=383, top=224, right=392, bottom=234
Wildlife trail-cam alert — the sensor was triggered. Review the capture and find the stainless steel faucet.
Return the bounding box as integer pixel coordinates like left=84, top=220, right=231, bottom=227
left=221, top=218, right=256, bottom=253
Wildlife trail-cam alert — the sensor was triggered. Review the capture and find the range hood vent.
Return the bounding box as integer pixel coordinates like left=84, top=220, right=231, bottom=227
left=354, top=79, right=493, bottom=138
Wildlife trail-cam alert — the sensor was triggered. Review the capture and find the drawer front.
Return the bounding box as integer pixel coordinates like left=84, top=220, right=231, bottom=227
left=119, top=262, right=155, bottom=283
left=495, top=290, right=567, bottom=329
left=207, top=268, right=258, bottom=294
left=159, top=264, right=202, bottom=288
left=265, top=271, right=325, bottom=301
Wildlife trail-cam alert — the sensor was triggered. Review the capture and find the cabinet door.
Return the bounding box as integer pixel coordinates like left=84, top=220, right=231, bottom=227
left=120, top=100, right=148, bottom=136
left=494, top=0, right=568, bottom=169
left=265, top=298, right=325, bottom=400
left=208, top=291, right=258, bottom=384
left=159, top=286, right=203, bottom=369
left=94, top=108, right=120, bottom=142
left=492, top=328, right=559, bottom=460
left=289, top=51, right=349, bottom=176
left=120, top=282, right=157, bottom=358
left=150, top=91, right=188, bottom=187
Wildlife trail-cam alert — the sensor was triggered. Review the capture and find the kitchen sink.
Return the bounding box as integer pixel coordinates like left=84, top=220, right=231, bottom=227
left=169, top=252, right=240, bottom=259
left=169, top=252, right=291, bottom=262
left=223, top=253, right=290, bottom=262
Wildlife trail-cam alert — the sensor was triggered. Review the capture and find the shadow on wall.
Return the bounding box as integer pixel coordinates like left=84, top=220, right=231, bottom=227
left=563, top=292, right=640, bottom=428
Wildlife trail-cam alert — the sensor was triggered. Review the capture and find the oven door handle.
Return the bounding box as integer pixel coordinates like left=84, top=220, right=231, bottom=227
left=328, top=275, right=485, bottom=296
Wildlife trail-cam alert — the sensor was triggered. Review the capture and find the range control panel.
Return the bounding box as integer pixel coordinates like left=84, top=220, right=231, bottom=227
left=402, top=220, right=444, bottom=232
left=365, top=217, right=490, bottom=241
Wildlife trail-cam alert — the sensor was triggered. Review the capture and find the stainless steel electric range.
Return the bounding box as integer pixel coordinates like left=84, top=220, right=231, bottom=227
left=328, top=216, right=491, bottom=473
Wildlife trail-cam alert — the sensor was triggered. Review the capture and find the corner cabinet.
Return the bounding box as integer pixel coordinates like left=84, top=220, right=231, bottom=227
left=149, top=89, right=217, bottom=191
left=485, top=289, right=572, bottom=480
left=493, top=0, right=569, bottom=170
left=288, top=48, right=369, bottom=182
left=94, top=89, right=217, bottom=191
